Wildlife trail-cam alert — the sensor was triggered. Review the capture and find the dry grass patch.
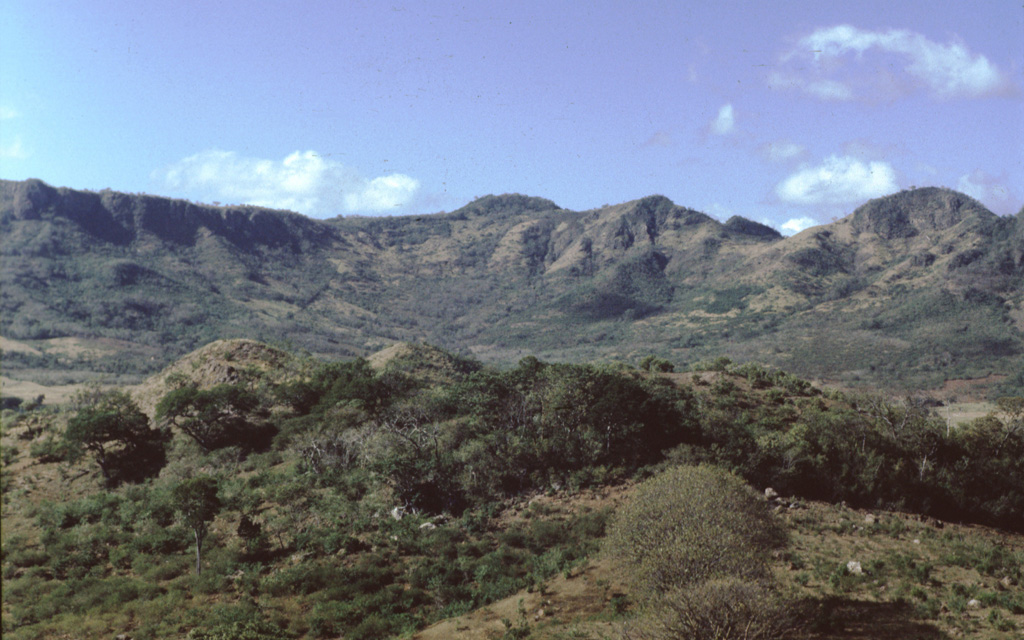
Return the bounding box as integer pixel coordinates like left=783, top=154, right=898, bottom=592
left=0, top=377, right=84, bottom=407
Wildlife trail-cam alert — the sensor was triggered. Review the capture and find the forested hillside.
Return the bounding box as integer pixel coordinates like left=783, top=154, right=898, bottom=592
left=2, top=179, right=1022, bottom=395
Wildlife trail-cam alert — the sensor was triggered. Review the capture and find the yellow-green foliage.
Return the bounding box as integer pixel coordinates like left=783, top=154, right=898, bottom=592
left=606, top=465, right=785, bottom=597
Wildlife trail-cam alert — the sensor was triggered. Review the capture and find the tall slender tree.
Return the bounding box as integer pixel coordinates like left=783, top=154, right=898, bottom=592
left=172, top=476, right=222, bottom=575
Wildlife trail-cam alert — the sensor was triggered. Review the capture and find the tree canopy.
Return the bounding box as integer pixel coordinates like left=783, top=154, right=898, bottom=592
left=65, top=390, right=168, bottom=485
left=156, top=384, right=271, bottom=452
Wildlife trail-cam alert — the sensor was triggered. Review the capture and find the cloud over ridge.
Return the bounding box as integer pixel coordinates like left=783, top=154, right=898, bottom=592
left=155, top=150, right=421, bottom=217
left=780, top=217, right=817, bottom=236
left=771, top=24, right=1013, bottom=101
left=776, top=155, right=899, bottom=205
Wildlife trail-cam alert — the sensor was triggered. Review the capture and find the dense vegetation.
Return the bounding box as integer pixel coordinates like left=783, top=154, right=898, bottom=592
left=2, top=342, right=1022, bottom=638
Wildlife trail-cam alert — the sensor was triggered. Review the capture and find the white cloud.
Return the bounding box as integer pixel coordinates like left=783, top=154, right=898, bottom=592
left=780, top=217, right=817, bottom=236
left=345, top=174, right=421, bottom=212
left=776, top=155, right=899, bottom=205
left=773, top=24, right=1013, bottom=100
left=0, top=137, right=28, bottom=159
left=155, top=149, right=422, bottom=217
left=762, top=140, right=806, bottom=163
left=711, top=103, right=735, bottom=135
left=957, top=170, right=1017, bottom=215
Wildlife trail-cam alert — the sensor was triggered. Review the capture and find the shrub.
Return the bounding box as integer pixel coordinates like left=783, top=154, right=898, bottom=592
left=693, top=357, right=733, bottom=372
left=639, top=355, right=674, bottom=373
left=187, top=619, right=293, bottom=640
left=606, top=465, right=786, bottom=597
left=622, top=578, right=794, bottom=640
left=30, top=436, right=73, bottom=463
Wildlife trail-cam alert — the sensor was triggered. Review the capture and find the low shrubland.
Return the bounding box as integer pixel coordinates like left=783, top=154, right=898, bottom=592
left=2, top=345, right=1023, bottom=638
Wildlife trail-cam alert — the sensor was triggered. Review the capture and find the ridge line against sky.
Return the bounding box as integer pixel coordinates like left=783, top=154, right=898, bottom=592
left=1, top=1, right=1021, bottom=236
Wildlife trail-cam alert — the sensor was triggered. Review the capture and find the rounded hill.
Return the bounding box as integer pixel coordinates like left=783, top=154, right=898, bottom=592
left=850, top=187, right=995, bottom=239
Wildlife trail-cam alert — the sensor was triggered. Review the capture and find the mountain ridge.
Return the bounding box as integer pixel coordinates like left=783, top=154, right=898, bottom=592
left=1, top=179, right=1021, bottom=395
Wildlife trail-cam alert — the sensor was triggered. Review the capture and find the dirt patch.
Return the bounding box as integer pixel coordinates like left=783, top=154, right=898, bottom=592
left=933, top=374, right=1007, bottom=403
left=37, top=337, right=116, bottom=358
left=938, top=402, right=996, bottom=428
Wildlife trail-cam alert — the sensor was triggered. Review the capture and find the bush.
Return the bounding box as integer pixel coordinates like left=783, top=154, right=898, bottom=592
left=187, top=619, right=293, bottom=640
left=606, top=465, right=786, bottom=597
left=622, top=578, right=794, bottom=640
left=30, top=436, right=73, bottom=463
left=639, top=355, right=674, bottom=373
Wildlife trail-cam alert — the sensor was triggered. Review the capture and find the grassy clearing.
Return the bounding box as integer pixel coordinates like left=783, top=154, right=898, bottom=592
left=0, top=377, right=85, bottom=408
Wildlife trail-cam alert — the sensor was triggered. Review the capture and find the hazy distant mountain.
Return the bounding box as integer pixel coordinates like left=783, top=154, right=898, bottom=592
left=2, top=179, right=1021, bottom=393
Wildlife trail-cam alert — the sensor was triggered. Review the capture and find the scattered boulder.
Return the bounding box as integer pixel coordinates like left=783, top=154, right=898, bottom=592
left=864, top=514, right=877, bottom=525
left=419, top=522, right=437, bottom=531
left=967, top=598, right=982, bottom=609
left=764, top=487, right=779, bottom=500
left=846, top=561, right=863, bottom=575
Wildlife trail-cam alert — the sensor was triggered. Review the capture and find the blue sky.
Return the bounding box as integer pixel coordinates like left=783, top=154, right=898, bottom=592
left=1, top=1, right=1021, bottom=233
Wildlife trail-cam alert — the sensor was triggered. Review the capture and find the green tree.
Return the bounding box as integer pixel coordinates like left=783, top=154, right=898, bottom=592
left=172, top=476, right=222, bottom=575
left=994, top=396, right=1024, bottom=454
left=639, top=355, right=674, bottom=373
left=156, top=384, right=270, bottom=452
left=65, top=390, right=169, bottom=485
left=534, top=364, right=683, bottom=475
